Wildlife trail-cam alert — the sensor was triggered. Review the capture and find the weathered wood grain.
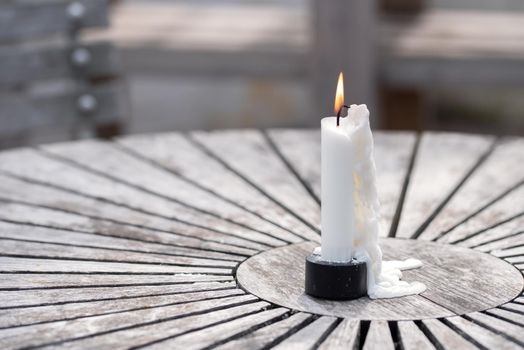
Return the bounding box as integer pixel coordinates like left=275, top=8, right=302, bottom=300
left=0, top=172, right=261, bottom=255
left=506, top=256, right=524, bottom=264
left=420, top=319, right=477, bottom=350
left=363, top=321, right=395, bottom=350
left=238, top=242, right=439, bottom=320
left=0, top=295, right=261, bottom=350
left=237, top=240, right=523, bottom=319
left=0, top=257, right=230, bottom=276
left=272, top=316, right=338, bottom=350
left=486, top=308, right=524, bottom=325
left=117, top=133, right=318, bottom=242
left=0, top=148, right=278, bottom=251
left=438, top=186, right=524, bottom=247
left=382, top=241, right=523, bottom=316
left=0, top=237, right=236, bottom=269
left=0, top=130, right=521, bottom=348
left=502, top=303, right=524, bottom=314
left=466, top=312, right=524, bottom=346
left=514, top=297, right=524, bottom=303
left=398, top=321, right=435, bottom=350
left=264, top=130, right=322, bottom=202
left=0, top=288, right=244, bottom=329
left=473, top=229, right=524, bottom=253
left=191, top=130, right=321, bottom=232
left=0, top=273, right=233, bottom=291
left=215, top=312, right=312, bottom=350
left=491, top=246, right=524, bottom=259
left=396, top=132, right=494, bottom=239
left=0, top=281, right=236, bottom=309
left=317, top=319, right=360, bottom=350
left=267, top=130, right=417, bottom=236
left=421, top=138, right=524, bottom=241
left=147, top=308, right=290, bottom=349
left=41, top=301, right=270, bottom=350
left=0, top=194, right=255, bottom=257
left=445, top=316, right=521, bottom=350
left=41, top=140, right=298, bottom=246
left=0, top=213, right=243, bottom=262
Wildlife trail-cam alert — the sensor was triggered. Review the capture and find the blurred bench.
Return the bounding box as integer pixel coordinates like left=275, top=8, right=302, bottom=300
left=0, top=0, right=127, bottom=149
left=99, top=1, right=524, bottom=130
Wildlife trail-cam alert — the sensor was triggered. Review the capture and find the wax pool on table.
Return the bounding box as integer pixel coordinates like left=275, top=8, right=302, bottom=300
left=306, top=72, right=426, bottom=300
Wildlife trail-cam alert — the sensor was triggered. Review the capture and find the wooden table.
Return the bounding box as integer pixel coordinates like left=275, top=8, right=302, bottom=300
left=0, top=130, right=522, bottom=349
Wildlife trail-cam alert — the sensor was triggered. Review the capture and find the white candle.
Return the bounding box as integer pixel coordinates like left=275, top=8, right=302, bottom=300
left=319, top=73, right=426, bottom=299
left=321, top=105, right=374, bottom=262
left=320, top=122, right=354, bottom=261
left=320, top=72, right=357, bottom=262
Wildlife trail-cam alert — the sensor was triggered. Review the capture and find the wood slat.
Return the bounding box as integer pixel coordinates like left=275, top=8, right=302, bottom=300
left=0, top=236, right=236, bottom=269
left=506, top=256, right=524, bottom=264
left=491, top=246, right=524, bottom=259
left=147, top=308, right=290, bottom=349
left=0, top=151, right=267, bottom=252
left=438, top=186, right=524, bottom=247
left=0, top=211, right=243, bottom=262
left=191, top=130, right=321, bottom=234
left=0, top=295, right=261, bottom=350
left=0, top=273, right=233, bottom=291
left=466, top=312, right=524, bottom=346
left=42, top=140, right=293, bottom=247
left=0, top=0, right=108, bottom=42
left=317, top=319, right=359, bottom=350
left=486, top=308, right=524, bottom=325
left=267, top=130, right=417, bottom=236
left=41, top=300, right=270, bottom=350
left=445, top=316, right=521, bottom=350
left=272, top=316, right=338, bottom=350
left=0, top=41, right=119, bottom=87
left=472, top=229, right=524, bottom=253
left=215, top=312, right=312, bottom=350
left=398, top=321, right=435, bottom=350
left=421, top=138, right=524, bottom=241
left=420, top=319, right=477, bottom=350
left=395, top=132, right=494, bottom=239
left=0, top=187, right=255, bottom=257
left=0, top=281, right=237, bottom=310
left=363, top=321, right=395, bottom=350
left=0, top=288, right=244, bottom=329
left=117, top=133, right=316, bottom=243
left=502, top=302, right=524, bottom=313
left=0, top=257, right=230, bottom=280
left=10, top=150, right=269, bottom=250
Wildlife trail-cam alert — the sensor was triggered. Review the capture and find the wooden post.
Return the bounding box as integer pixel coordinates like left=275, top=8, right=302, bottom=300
left=311, top=0, right=378, bottom=126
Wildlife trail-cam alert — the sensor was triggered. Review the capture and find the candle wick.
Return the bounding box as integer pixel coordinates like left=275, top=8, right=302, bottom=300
left=336, top=105, right=351, bottom=126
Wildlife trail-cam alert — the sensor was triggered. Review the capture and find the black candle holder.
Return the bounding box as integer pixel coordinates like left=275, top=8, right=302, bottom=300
left=305, top=251, right=367, bottom=300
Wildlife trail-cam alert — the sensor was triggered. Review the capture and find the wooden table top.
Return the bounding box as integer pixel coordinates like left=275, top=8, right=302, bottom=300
left=0, top=130, right=522, bottom=349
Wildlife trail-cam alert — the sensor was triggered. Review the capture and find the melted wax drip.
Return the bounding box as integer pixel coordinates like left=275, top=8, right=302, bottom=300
left=328, top=105, right=426, bottom=299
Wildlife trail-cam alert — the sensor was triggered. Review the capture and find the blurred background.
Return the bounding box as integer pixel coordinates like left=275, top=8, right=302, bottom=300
left=1, top=0, right=523, bottom=149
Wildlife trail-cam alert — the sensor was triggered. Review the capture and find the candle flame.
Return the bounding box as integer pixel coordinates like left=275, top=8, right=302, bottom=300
left=334, top=72, right=344, bottom=115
